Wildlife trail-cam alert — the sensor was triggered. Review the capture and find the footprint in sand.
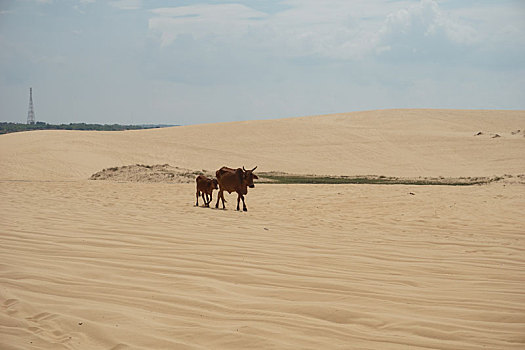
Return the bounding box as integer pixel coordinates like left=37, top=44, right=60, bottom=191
left=25, top=312, right=71, bottom=344
left=3, top=298, right=19, bottom=315
left=26, top=312, right=57, bottom=322
left=28, top=326, right=43, bottom=334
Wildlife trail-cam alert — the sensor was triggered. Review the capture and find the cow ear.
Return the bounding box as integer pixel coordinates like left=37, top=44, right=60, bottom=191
left=253, top=174, right=259, bottom=179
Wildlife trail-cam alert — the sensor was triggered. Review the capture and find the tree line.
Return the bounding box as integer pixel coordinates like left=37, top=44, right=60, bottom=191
left=0, top=122, right=176, bottom=134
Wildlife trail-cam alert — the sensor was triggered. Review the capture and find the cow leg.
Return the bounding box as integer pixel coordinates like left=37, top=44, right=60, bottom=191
left=221, top=191, right=226, bottom=209
left=237, top=194, right=247, bottom=211
left=208, top=193, right=213, bottom=207
left=216, top=190, right=225, bottom=209
left=196, top=190, right=199, bottom=206
left=201, top=193, right=207, bottom=207
left=241, top=195, right=247, bottom=212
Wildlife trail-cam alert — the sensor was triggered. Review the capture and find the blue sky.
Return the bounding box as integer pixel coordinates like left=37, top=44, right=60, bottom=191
left=1, top=0, right=524, bottom=125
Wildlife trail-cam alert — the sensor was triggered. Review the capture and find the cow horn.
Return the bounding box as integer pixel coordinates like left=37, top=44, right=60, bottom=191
left=251, top=166, right=257, bottom=171
left=242, top=166, right=246, bottom=171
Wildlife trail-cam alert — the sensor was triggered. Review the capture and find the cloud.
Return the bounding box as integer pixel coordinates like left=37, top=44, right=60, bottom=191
left=453, top=2, right=525, bottom=52
left=364, top=0, right=480, bottom=64
left=149, top=4, right=267, bottom=47
left=110, top=0, right=141, bottom=10
left=377, top=0, right=478, bottom=47
left=148, top=1, right=386, bottom=58
left=148, top=0, right=482, bottom=61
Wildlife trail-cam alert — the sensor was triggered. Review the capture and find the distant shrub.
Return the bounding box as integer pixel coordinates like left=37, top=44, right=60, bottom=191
left=0, top=122, right=176, bottom=134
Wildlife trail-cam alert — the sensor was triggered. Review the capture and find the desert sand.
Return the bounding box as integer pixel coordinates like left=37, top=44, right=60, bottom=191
left=1, top=109, right=524, bottom=349
left=1, top=109, right=525, bottom=181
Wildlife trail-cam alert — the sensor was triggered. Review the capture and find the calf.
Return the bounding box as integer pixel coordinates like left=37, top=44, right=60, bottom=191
left=195, top=175, right=219, bottom=207
left=215, top=166, right=258, bottom=211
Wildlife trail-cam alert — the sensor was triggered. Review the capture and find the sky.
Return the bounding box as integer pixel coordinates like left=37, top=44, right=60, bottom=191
left=0, top=0, right=524, bottom=125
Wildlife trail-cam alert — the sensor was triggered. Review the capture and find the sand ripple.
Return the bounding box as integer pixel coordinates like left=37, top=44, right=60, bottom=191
left=1, top=181, right=524, bottom=349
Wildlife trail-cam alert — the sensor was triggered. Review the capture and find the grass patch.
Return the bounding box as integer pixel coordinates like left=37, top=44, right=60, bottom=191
left=258, top=173, right=502, bottom=186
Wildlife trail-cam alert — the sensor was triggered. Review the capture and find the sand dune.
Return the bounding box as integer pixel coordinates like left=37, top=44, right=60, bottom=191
left=1, top=109, right=524, bottom=181
left=1, top=109, right=525, bottom=349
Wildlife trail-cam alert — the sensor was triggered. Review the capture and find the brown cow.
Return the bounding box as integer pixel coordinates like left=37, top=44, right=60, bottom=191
left=215, top=166, right=258, bottom=211
left=195, top=175, right=219, bottom=207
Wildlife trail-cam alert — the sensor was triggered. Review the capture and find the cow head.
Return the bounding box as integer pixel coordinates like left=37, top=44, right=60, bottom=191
left=243, top=166, right=259, bottom=188
left=211, top=178, right=219, bottom=190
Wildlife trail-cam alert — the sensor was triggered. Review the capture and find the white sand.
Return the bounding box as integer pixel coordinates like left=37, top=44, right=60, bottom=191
left=1, top=109, right=524, bottom=349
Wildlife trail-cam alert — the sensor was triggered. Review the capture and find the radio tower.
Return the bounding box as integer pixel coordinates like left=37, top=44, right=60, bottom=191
left=27, top=87, right=35, bottom=125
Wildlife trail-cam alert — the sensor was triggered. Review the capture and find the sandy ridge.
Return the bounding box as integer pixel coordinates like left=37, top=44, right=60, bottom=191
left=1, top=109, right=524, bottom=181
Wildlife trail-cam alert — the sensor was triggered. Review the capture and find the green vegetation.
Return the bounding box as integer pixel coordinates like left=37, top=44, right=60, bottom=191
left=0, top=122, right=176, bottom=134
left=259, top=173, right=502, bottom=186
